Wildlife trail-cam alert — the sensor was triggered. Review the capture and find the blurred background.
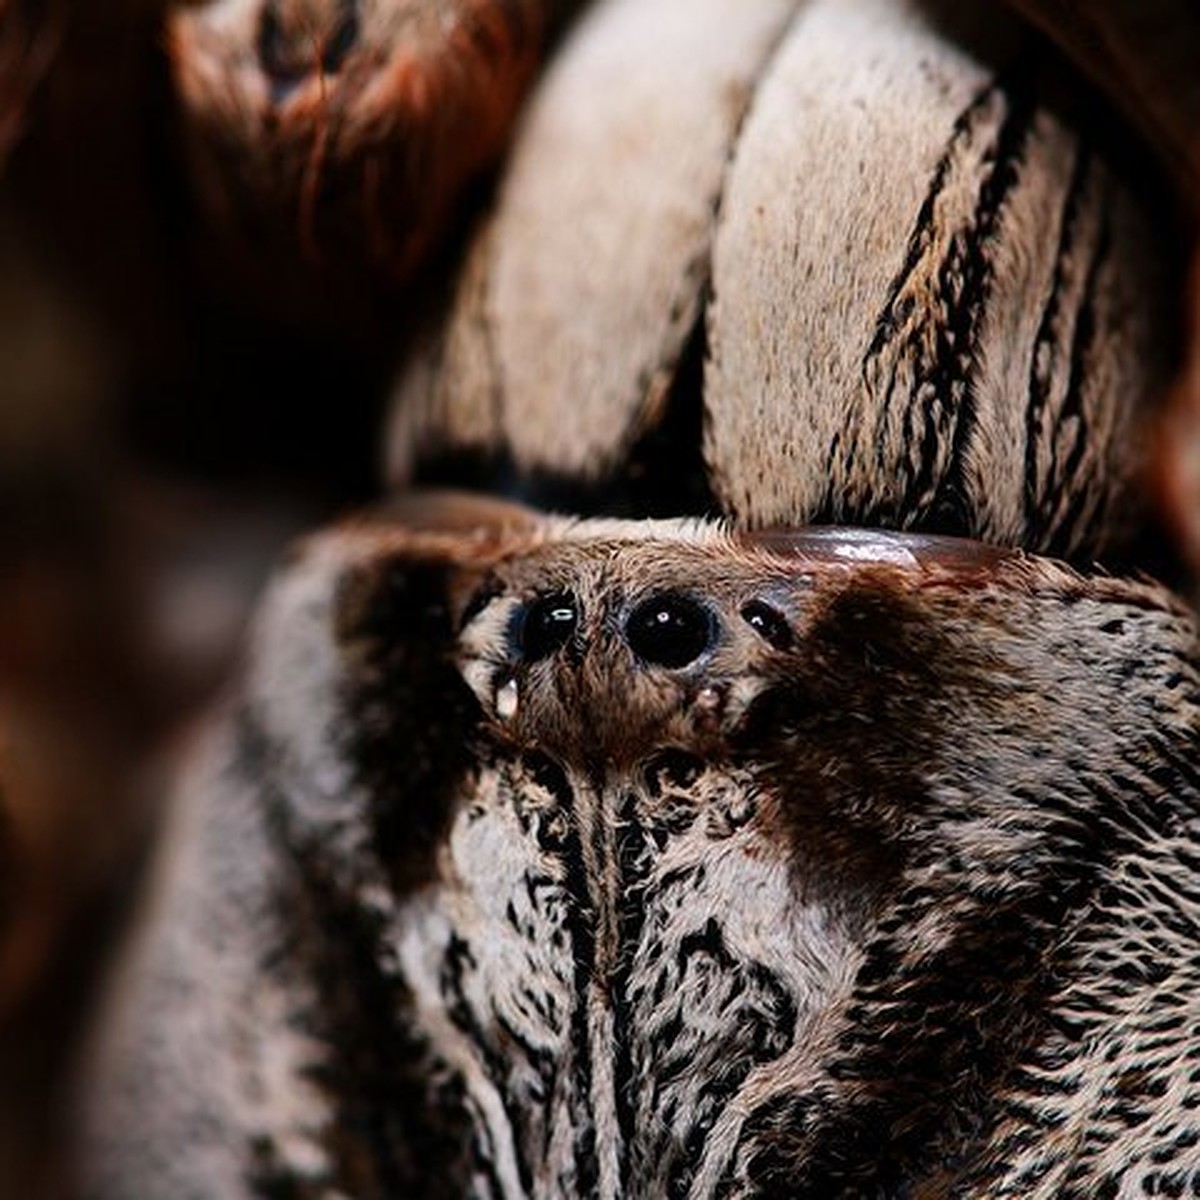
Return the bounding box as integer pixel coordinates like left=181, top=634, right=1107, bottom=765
left=0, top=1, right=423, bottom=1191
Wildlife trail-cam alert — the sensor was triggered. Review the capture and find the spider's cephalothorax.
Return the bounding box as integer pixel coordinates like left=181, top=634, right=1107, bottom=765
left=83, top=494, right=1200, bottom=1199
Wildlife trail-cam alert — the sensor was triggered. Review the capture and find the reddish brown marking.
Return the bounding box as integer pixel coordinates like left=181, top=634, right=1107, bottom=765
left=1157, top=251, right=1200, bottom=577
left=739, top=526, right=1018, bottom=577
left=169, top=0, right=567, bottom=316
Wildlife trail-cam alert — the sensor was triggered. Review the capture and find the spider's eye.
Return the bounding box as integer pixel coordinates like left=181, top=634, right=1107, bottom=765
left=740, top=600, right=794, bottom=651
left=519, top=593, right=578, bottom=661
left=626, top=593, right=715, bottom=669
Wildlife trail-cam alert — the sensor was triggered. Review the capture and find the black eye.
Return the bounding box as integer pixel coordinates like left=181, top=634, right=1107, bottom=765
left=626, top=593, right=715, bottom=669
left=741, top=600, right=793, bottom=650
left=519, top=593, right=579, bottom=661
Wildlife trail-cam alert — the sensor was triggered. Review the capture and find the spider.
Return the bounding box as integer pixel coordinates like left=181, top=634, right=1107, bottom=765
left=6, top=0, right=1200, bottom=1196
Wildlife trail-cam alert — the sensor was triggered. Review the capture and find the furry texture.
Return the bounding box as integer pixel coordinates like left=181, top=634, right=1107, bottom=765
left=705, top=0, right=1165, bottom=551
left=390, top=0, right=1172, bottom=563
left=80, top=497, right=1200, bottom=1198
left=77, top=1, right=1199, bottom=1196
left=388, top=0, right=800, bottom=483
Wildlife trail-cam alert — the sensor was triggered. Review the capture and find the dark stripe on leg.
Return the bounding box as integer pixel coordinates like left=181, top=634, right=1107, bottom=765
left=1024, top=142, right=1093, bottom=539
left=848, top=67, right=1038, bottom=534
left=924, top=70, right=1038, bottom=533
left=1043, top=196, right=1110, bottom=559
